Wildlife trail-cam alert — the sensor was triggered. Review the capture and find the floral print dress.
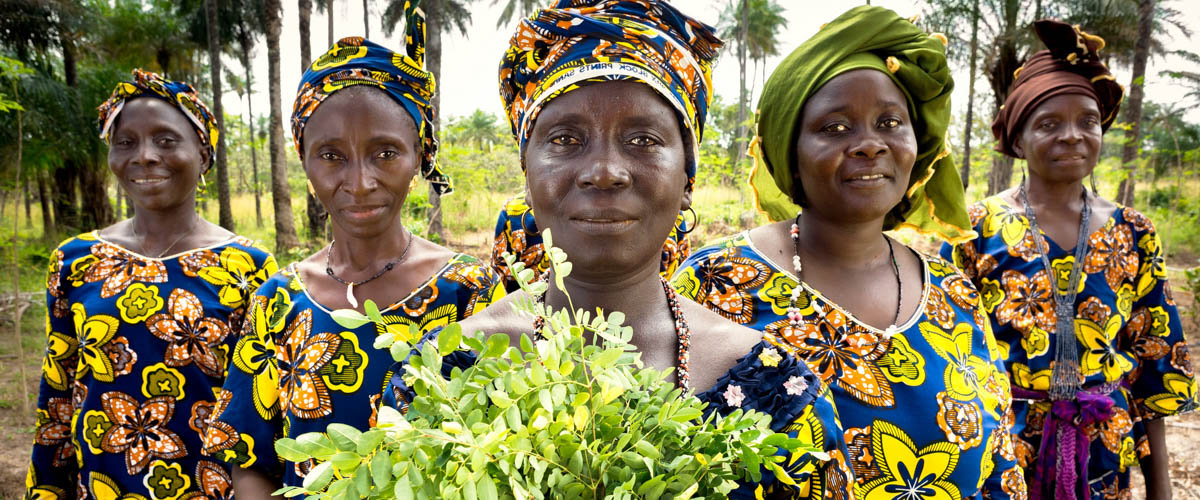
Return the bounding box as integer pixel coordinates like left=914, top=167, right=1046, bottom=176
left=673, top=232, right=1026, bottom=500
left=385, top=328, right=856, bottom=499
left=203, top=254, right=504, bottom=487
left=941, top=198, right=1196, bottom=499
left=27, top=231, right=277, bottom=500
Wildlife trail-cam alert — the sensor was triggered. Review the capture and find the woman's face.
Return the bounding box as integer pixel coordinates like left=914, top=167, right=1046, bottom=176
left=794, top=69, right=917, bottom=225
left=303, top=86, right=421, bottom=240
left=107, top=97, right=209, bottom=213
left=1013, top=93, right=1102, bottom=185
left=524, top=80, right=690, bottom=278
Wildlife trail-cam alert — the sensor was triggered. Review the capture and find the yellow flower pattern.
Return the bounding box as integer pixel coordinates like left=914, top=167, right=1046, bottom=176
left=944, top=198, right=1196, bottom=498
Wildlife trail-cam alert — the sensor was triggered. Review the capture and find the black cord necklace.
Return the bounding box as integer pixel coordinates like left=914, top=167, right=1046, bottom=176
left=325, top=230, right=414, bottom=308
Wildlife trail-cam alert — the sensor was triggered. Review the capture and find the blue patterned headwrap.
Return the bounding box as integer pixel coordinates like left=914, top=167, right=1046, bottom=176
left=98, top=69, right=219, bottom=172
left=498, top=0, right=722, bottom=187
left=292, top=1, right=450, bottom=194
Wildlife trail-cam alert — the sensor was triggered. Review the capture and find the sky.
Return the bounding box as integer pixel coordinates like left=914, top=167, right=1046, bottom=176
left=230, top=0, right=1200, bottom=138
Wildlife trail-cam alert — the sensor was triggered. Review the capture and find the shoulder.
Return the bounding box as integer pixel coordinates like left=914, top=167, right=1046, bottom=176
left=1114, top=204, right=1157, bottom=234
left=52, top=231, right=99, bottom=259
left=226, top=235, right=276, bottom=261
left=439, top=253, right=504, bottom=290
left=675, top=231, right=759, bottom=269
left=452, top=292, right=533, bottom=340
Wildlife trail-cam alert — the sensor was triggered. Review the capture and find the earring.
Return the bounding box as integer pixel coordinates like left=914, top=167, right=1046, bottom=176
left=307, top=179, right=316, bottom=197
left=518, top=207, right=540, bottom=235
left=198, top=173, right=207, bottom=193
left=675, top=207, right=698, bottom=235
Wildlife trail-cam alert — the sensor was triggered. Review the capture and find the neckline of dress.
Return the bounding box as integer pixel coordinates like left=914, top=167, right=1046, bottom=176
left=288, top=256, right=458, bottom=316
left=91, top=230, right=241, bottom=262
left=741, top=231, right=932, bottom=335
left=992, top=196, right=1121, bottom=254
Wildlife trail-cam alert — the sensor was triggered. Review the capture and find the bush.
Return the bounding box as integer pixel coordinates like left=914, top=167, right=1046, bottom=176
left=274, top=232, right=807, bottom=499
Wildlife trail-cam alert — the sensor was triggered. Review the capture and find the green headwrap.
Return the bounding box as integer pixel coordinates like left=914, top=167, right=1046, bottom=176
left=748, top=5, right=975, bottom=244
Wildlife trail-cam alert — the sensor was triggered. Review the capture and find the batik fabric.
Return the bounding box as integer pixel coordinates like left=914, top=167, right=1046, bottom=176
left=203, top=255, right=503, bottom=486
left=489, top=194, right=691, bottom=291
left=384, top=327, right=855, bottom=499
left=97, top=69, right=219, bottom=172
left=941, top=198, right=1196, bottom=499
left=674, top=233, right=1027, bottom=499
left=498, top=0, right=721, bottom=184
left=27, top=231, right=277, bottom=500
left=292, top=1, right=450, bottom=194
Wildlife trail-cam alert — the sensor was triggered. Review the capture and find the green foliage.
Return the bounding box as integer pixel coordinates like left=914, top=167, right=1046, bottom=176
left=277, top=231, right=806, bottom=499
left=1184, top=263, right=1200, bottom=319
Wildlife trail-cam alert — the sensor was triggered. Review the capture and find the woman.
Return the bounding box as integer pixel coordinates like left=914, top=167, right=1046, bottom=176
left=26, top=69, right=277, bottom=500
left=204, top=5, right=504, bottom=493
left=489, top=194, right=691, bottom=292
left=388, top=1, right=853, bottom=497
left=941, top=20, right=1195, bottom=500
left=672, top=6, right=1025, bottom=499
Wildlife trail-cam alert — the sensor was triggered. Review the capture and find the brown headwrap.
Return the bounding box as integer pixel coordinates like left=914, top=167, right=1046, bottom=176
left=992, top=19, right=1123, bottom=157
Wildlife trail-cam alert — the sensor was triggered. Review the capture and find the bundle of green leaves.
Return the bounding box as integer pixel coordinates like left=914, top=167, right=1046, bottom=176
left=274, top=231, right=808, bottom=499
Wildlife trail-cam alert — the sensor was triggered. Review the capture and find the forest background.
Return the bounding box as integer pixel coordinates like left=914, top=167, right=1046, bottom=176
left=2, top=0, right=1200, bottom=496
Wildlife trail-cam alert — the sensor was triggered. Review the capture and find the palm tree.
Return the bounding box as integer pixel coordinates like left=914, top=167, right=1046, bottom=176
left=264, top=0, right=301, bottom=251
left=454, top=109, right=502, bottom=149
left=364, top=0, right=371, bottom=37
left=717, top=0, right=787, bottom=173
left=491, top=0, right=538, bottom=28
left=318, top=0, right=335, bottom=45
left=382, top=0, right=473, bottom=244
left=205, top=0, right=235, bottom=230
left=229, top=0, right=266, bottom=228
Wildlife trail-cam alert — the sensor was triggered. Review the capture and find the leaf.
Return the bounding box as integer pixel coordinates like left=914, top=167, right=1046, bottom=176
left=302, top=461, right=334, bottom=491
left=274, top=438, right=310, bottom=462
left=634, top=440, right=662, bottom=460
left=327, top=423, right=363, bottom=451
left=489, top=390, right=513, bottom=409
left=394, top=476, right=414, bottom=500
left=477, top=475, right=498, bottom=500
left=438, top=323, right=463, bottom=356
left=671, top=408, right=703, bottom=423
left=331, top=309, right=370, bottom=329
left=330, top=451, right=361, bottom=472
left=356, top=429, right=387, bottom=455
left=370, top=452, right=391, bottom=488
left=364, top=299, right=384, bottom=325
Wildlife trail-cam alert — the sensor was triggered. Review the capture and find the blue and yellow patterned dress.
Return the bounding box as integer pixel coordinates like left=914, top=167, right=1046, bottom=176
left=941, top=198, right=1196, bottom=498
left=673, top=232, right=1026, bottom=499
left=27, top=231, right=277, bottom=500
left=203, top=254, right=503, bottom=487
left=385, top=328, right=855, bottom=499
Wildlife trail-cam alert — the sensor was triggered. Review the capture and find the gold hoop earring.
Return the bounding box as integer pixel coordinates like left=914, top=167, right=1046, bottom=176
left=307, top=180, right=316, bottom=197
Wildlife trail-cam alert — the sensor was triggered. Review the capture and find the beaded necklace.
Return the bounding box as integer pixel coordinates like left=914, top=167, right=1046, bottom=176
left=324, top=230, right=414, bottom=308
left=786, top=214, right=903, bottom=339
left=534, top=276, right=692, bottom=391
left=1019, top=182, right=1091, bottom=401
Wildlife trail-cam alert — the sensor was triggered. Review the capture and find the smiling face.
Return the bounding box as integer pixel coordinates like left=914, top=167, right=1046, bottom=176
left=793, top=69, right=917, bottom=225
left=523, top=80, right=690, bottom=278
left=107, top=97, right=209, bottom=213
left=1013, top=93, right=1103, bottom=185
left=302, top=85, right=421, bottom=240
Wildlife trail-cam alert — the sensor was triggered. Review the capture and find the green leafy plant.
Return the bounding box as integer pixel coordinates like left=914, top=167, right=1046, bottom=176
left=274, top=230, right=808, bottom=499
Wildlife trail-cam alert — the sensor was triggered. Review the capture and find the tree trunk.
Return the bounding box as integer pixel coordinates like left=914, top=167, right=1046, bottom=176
left=77, top=160, right=113, bottom=230
left=206, top=0, right=235, bottom=230
left=114, top=184, right=123, bottom=221
left=36, top=170, right=54, bottom=239
left=985, top=0, right=1020, bottom=196
left=23, top=180, right=32, bottom=225
left=424, top=0, right=446, bottom=243
left=328, top=0, right=335, bottom=45
left=300, top=0, right=328, bottom=241
left=265, top=0, right=301, bottom=251
left=735, top=0, right=748, bottom=169
left=12, top=87, right=29, bottom=415
left=960, top=0, right=980, bottom=189
left=1117, top=0, right=1155, bottom=206
left=363, top=0, right=369, bottom=38
left=52, top=162, right=79, bottom=232
left=243, top=45, right=264, bottom=229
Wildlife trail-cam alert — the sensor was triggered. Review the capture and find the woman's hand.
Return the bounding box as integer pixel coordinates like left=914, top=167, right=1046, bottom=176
left=231, top=467, right=285, bottom=500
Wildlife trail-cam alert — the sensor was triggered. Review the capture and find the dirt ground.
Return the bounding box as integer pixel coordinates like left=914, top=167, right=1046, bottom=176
left=1, top=233, right=1198, bottom=499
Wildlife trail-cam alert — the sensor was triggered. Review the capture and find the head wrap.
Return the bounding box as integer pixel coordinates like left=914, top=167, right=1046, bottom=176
left=97, top=69, right=218, bottom=172
left=748, top=5, right=974, bottom=243
left=292, top=1, right=450, bottom=194
left=992, top=20, right=1123, bottom=157
left=498, top=0, right=722, bottom=187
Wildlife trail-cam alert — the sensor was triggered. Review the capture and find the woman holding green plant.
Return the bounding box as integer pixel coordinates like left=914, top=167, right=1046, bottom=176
left=382, top=1, right=854, bottom=497
left=203, top=3, right=504, bottom=495
left=26, top=69, right=278, bottom=500
left=672, top=6, right=1026, bottom=499
left=941, top=20, right=1195, bottom=500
